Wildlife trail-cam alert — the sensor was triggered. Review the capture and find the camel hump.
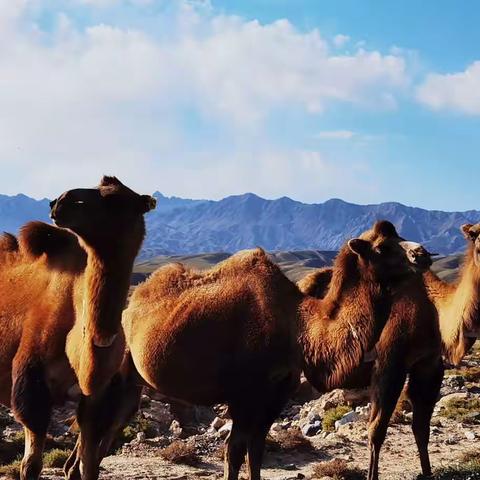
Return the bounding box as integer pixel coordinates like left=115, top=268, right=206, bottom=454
left=18, top=222, right=86, bottom=269
left=297, top=267, right=333, bottom=298
left=0, top=232, right=19, bottom=253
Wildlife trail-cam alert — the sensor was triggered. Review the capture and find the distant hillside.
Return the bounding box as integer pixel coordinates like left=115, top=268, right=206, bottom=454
left=132, top=250, right=460, bottom=285
left=1, top=191, right=479, bottom=258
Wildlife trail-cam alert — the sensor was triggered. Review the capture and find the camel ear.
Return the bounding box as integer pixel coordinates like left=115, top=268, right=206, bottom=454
left=462, top=224, right=478, bottom=241
left=140, top=195, right=157, bottom=213
left=373, top=220, right=398, bottom=238
left=348, top=238, right=371, bottom=258
left=99, top=176, right=124, bottom=188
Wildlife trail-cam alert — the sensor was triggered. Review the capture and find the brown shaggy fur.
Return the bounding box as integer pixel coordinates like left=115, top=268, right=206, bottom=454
left=76, top=221, right=430, bottom=480
left=0, top=177, right=155, bottom=480
left=298, top=223, right=480, bottom=480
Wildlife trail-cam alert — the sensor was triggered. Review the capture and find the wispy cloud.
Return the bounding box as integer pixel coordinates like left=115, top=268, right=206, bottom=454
left=333, top=34, right=350, bottom=48
left=315, top=130, right=356, bottom=140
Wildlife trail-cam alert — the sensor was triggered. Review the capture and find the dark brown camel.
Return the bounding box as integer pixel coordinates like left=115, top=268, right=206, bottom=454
left=0, top=177, right=155, bottom=480
left=298, top=223, right=480, bottom=480
left=64, top=221, right=432, bottom=480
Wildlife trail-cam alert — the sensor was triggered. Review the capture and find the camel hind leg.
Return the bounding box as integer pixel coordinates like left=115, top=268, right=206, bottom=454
left=367, top=355, right=407, bottom=480
left=11, top=358, right=52, bottom=480
left=246, top=372, right=298, bottom=480
left=406, top=356, right=444, bottom=478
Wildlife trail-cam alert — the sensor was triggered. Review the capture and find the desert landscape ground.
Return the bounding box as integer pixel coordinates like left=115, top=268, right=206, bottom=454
left=2, top=250, right=479, bottom=480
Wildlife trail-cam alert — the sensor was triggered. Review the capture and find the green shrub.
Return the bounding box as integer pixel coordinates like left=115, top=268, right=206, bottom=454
left=322, top=405, right=351, bottom=432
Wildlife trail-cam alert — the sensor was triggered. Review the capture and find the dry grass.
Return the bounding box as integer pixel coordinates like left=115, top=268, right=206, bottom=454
left=446, top=366, right=480, bottom=383
left=312, top=459, right=364, bottom=480
left=322, top=405, right=351, bottom=432
left=439, top=397, right=480, bottom=423
left=0, top=459, right=21, bottom=479
left=435, top=449, right=480, bottom=478
left=43, top=448, right=71, bottom=468
left=266, top=427, right=314, bottom=453
left=159, top=440, right=199, bottom=466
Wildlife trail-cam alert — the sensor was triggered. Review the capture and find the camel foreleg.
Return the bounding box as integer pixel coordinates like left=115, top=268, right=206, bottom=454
left=65, top=369, right=142, bottom=480
left=406, top=356, right=444, bottom=478
left=367, top=354, right=407, bottom=480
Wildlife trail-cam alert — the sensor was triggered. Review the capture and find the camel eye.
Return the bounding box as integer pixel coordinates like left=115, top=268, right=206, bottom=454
left=74, top=200, right=85, bottom=205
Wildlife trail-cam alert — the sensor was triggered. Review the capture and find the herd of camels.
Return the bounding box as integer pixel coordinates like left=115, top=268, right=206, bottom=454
left=0, top=176, right=479, bottom=480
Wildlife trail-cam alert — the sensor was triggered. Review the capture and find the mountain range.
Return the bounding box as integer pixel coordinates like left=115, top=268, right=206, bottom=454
left=1, top=191, right=480, bottom=259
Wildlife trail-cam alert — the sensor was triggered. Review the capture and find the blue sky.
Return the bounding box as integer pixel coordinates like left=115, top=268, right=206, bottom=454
left=1, top=0, right=479, bottom=211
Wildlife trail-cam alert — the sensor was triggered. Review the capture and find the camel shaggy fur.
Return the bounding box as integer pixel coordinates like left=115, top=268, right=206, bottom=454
left=298, top=223, right=480, bottom=480
left=68, top=221, right=432, bottom=480
left=0, top=176, right=155, bottom=480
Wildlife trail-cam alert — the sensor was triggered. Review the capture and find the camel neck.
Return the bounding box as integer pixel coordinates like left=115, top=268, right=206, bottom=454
left=435, top=246, right=480, bottom=363
left=299, top=265, right=388, bottom=392
left=81, top=242, right=137, bottom=347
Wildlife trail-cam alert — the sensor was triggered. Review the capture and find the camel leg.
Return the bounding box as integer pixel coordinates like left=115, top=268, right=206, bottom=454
left=11, top=359, right=52, bottom=480
left=406, top=357, right=444, bottom=478
left=224, top=419, right=248, bottom=480
left=246, top=376, right=296, bottom=480
left=246, top=424, right=269, bottom=480
left=367, top=358, right=407, bottom=480
left=65, top=371, right=142, bottom=480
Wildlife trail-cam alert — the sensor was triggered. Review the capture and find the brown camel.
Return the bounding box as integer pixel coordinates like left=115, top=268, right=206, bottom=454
left=0, top=176, right=155, bottom=480
left=298, top=223, right=480, bottom=480
left=65, top=220, right=432, bottom=480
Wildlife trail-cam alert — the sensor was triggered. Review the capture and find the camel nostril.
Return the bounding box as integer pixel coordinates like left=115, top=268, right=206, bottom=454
left=50, top=199, right=57, bottom=209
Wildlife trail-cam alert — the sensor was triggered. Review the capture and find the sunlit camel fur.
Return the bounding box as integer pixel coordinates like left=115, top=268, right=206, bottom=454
left=70, top=221, right=431, bottom=480
left=299, top=223, right=480, bottom=480
left=0, top=176, right=155, bottom=480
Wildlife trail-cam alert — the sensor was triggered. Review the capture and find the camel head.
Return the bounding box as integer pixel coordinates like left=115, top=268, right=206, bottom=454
left=462, top=223, right=480, bottom=267
left=49, top=176, right=156, bottom=254
left=348, top=220, right=433, bottom=282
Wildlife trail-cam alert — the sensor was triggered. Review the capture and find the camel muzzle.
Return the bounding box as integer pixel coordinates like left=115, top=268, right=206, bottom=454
left=92, top=333, right=118, bottom=348
left=399, top=241, right=436, bottom=271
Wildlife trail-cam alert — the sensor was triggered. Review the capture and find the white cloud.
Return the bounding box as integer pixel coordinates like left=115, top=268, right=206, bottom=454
left=0, top=1, right=409, bottom=198
left=315, top=130, right=355, bottom=140
left=416, top=61, right=480, bottom=114
left=333, top=34, right=350, bottom=48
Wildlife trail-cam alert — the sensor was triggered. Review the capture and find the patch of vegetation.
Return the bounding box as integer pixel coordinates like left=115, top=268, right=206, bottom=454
left=43, top=448, right=71, bottom=468
left=446, top=366, right=480, bottom=383
left=159, top=440, right=199, bottom=466
left=312, top=459, right=364, bottom=480
left=0, top=406, right=13, bottom=430
left=113, top=413, right=158, bottom=450
left=322, top=405, right=351, bottom=432
left=440, top=397, right=480, bottom=423
left=0, top=431, right=73, bottom=466
left=435, top=450, right=480, bottom=479
left=0, top=431, right=26, bottom=465
left=266, top=427, right=314, bottom=453
left=0, top=459, right=21, bottom=479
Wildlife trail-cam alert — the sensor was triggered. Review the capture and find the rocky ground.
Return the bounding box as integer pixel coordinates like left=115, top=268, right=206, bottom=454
left=3, top=347, right=480, bottom=480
